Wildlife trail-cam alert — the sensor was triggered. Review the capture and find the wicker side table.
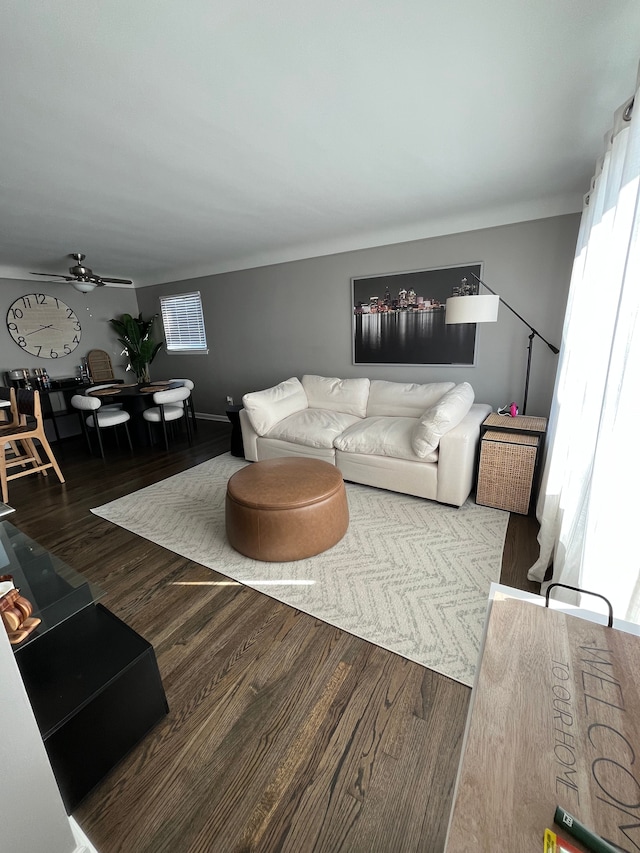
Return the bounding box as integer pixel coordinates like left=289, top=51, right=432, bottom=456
left=475, top=414, right=547, bottom=514
left=480, top=412, right=547, bottom=436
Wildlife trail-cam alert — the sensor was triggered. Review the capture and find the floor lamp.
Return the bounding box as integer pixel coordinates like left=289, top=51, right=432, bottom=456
left=445, top=271, right=559, bottom=415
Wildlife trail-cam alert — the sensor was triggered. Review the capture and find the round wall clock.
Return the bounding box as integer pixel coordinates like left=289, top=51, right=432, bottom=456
left=6, top=293, right=82, bottom=359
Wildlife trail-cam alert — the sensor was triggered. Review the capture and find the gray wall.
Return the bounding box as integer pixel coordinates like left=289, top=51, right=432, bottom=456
left=0, top=215, right=579, bottom=419
left=138, top=213, right=579, bottom=418
left=0, top=282, right=140, bottom=438
left=0, top=281, right=139, bottom=382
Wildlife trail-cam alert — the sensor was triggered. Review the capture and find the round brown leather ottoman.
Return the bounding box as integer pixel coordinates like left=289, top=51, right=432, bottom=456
left=225, top=458, right=349, bottom=562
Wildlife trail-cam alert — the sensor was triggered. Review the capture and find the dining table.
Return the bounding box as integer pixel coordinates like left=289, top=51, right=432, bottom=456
left=87, top=380, right=182, bottom=446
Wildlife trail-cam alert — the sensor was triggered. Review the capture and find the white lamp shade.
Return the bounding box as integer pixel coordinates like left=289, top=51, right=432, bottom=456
left=72, top=280, right=97, bottom=293
left=445, top=294, right=500, bottom=324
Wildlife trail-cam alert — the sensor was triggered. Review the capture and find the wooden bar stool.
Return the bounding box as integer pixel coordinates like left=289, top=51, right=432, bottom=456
left=0, top=387, right=25, bottom=459
left=0, top=389, right=65, bottom=503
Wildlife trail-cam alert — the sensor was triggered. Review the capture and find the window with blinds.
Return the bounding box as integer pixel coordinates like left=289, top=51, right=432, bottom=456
left=159, top=292, right=209, bottom=354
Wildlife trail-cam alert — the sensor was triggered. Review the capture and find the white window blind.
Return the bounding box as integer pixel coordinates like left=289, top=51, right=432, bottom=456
left=159, top=292, right=208, bottom=354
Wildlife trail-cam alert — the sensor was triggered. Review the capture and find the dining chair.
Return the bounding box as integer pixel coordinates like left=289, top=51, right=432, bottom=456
left=0, top=389, right=65, bottom=503
left=169, top=379, right=197, bottom=431
left=71, top=395, right=133, bottom=459
left=87, top=349, right=116, bottom=382
left=142, top=387, right=192, bottom=451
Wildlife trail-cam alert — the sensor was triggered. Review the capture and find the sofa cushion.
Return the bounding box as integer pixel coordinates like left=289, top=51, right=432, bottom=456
left=334, top=416, right=439, bottom=462
left=412, top=382, right=475, bottom=458
left=366, top=379, right=455, bottom=418
left=301, top=375, right=370, bottom=418
left=266, top=408, right=362, bottom=449
left=242, top=377, right=308, bottom=436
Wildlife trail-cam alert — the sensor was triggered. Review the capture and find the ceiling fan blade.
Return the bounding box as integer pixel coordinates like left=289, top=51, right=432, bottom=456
left=30, top=254, right=133, bottom=288
left=30, top=272, right=75, bottom=281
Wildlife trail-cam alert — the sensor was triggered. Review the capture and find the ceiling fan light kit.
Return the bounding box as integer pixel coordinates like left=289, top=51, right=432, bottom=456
left=72, top=280, right=98, bottom=293
left=30, top=252, right=133, bottom=292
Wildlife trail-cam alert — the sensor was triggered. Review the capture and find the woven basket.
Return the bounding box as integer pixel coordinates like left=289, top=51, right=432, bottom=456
left=476, top=430, right=539, bottom=514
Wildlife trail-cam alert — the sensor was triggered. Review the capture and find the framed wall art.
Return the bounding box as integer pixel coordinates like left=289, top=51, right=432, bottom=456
left=352, top=262, right=482, bottom=366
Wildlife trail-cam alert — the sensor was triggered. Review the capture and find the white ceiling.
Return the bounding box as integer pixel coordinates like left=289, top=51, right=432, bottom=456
left=1, top=0, right=639, bottom=287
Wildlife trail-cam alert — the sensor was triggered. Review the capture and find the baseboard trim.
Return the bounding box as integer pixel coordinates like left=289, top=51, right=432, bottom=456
left=195, top=413, right=228, bottom=423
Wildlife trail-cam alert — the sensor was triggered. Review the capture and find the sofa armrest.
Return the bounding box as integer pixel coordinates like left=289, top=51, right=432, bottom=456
left=239, top=408, right=260, bottom=461
left=436, top=403, right=492, bottom=506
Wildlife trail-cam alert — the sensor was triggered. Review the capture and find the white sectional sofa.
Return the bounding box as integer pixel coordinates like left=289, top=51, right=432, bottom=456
left=239, top=375, right=491, bottom=507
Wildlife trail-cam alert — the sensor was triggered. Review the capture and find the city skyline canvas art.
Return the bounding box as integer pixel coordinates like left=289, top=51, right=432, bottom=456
left=352, top=263, right=482, bottom=366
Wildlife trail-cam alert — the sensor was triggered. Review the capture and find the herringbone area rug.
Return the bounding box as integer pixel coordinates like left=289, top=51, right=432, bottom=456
left=92, top=453, right=509, bottom=686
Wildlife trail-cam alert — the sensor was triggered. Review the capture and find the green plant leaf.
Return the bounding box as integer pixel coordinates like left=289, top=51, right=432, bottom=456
left=109, top=313, right=162, bottom=369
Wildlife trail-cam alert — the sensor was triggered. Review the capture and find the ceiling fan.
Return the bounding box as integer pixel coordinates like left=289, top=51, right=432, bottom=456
left=31, top=253, right=134, bottom=293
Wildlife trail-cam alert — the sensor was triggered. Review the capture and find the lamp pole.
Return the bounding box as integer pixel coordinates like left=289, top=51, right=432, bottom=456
left=466, top=271, right=560, bottom=415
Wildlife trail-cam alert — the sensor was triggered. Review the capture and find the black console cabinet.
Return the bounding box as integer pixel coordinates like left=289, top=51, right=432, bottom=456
left=15, top=604, right=168, bottom=813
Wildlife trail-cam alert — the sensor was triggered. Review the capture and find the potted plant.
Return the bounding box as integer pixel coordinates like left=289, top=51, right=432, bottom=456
left=109, top=313, right=163, bottom=384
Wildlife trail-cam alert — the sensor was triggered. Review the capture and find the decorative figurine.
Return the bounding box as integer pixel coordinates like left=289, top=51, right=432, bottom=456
left=0, top=575, right=40, bottom=644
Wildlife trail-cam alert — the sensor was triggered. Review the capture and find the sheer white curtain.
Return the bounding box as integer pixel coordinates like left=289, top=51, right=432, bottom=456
left=528, top=70, right=640, bottom=623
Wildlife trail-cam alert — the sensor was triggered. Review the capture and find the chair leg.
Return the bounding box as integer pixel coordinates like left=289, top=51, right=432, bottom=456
left=8, top=441, right=27, bottom=466
left=34, top=432, right=65, bottom=485
left=5, top=439, right=31, bottom=470
left=189, top=397, right=197, bottom=432
left=24, top=438, right=46, bottom=475
left=124, top=421, right=133, bottom=453
left=94, top=422, right=105, bottom=459
left=147, top=420, right=154, bottom=446
left=4, top=439, right=41, bottom=475
left=0, top=445, right=8, bottom=503
left=80, top=415, right=93, bottom=455
left=184, top=403, right=192, bottom=446
left=160, top=408, right=169, bottom=451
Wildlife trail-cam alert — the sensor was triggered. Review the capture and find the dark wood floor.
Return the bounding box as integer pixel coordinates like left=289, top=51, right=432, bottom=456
left=10, top=422, right=541, bottom=853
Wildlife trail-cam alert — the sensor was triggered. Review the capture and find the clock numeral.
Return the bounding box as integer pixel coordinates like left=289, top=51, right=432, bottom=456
left=49, top=349, right=59, bottom=358
left=73, top=322, right=81, bottom=331
left=10, top=308, right=23, bottom=320
left=36, top=293, right=46, bottom=305
left=66, top=308, right=75, bottom=319
left=7, top=322, right=18, bottom=332
left=21, top=296, right=32, bottom=309
left=72, top=335, right=80, bottom=344
left=35, top=346, right=42, bottom=356
left=64, top=344, right=71, bottom=354
left=17, top=337, right=27, bottom=348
